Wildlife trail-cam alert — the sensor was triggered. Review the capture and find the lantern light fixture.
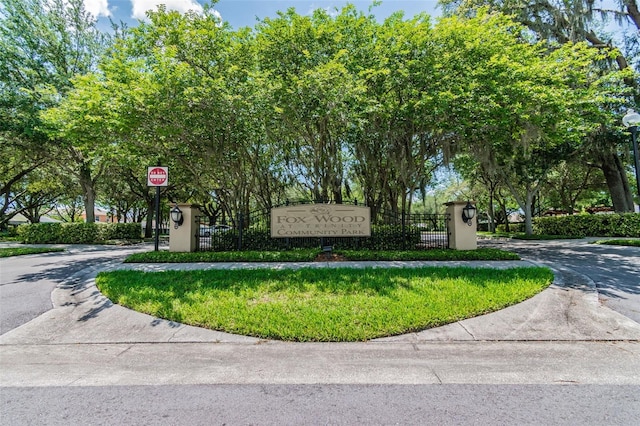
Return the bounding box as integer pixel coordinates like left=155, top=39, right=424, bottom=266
left=462, top=201, right=476, bottom=226
left=170, top=204, right=183, bottom=229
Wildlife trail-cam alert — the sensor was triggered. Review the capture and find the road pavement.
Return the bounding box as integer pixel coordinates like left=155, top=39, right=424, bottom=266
left=479, top=237, right=640, bottom=323
left=1, top=239, right=639, bottom=424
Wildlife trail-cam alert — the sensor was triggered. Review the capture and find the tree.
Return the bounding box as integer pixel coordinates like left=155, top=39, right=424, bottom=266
left=255, top=7, right=365, bottom=203
left=543, top=158, right=608, bottom=213
left=440, top=0, right=640, bottom=211
left=0, top=0, right=108, bottom=223
left=432, top=13, right=627, bottom=233
left=345, top=11, right=442, bottom=216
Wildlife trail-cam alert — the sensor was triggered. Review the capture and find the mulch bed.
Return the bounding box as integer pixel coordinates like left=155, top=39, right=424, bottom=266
left=314, top=252, right=348, bottom=262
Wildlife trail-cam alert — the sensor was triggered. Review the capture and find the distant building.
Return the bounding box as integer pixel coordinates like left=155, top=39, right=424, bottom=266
left=542, top=209, right=578, bottom=217
left=81, top=209, right=114, bottom=223
left=7, top=213, right=61, bottom=226
left=586, top=206, right=615, bottom=214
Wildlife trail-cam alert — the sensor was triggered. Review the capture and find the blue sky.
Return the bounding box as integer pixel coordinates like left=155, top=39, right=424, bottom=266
left=86, top=1, right=441, bottom=30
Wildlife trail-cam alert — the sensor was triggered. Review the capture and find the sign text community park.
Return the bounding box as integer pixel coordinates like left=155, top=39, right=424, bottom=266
left=270, top=204, right=371, bottom=238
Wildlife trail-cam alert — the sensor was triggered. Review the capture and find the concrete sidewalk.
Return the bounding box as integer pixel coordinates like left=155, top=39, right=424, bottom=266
left=1, top=258, right=639, bottom=346
left=1, top=254, right=640, bottom=388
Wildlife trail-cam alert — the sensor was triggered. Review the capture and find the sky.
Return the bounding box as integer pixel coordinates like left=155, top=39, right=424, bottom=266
left=84, top=0, right=442, bottom=30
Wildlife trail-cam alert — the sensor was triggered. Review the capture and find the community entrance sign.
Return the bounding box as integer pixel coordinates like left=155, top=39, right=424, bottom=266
left=271, top=204, right=371, bottom=238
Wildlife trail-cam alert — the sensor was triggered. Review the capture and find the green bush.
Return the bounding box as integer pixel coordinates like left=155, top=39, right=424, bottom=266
left=60, top=223, right=100, bottom=243
left=204, top=225, right=426, bottom=251
left=17, top=223, right=63, bottom=244
left=17, top=222, right=142, bottom=244
left=496, top=223, right=525, bottom=233
left=99, top=223, right=142, bottom=240
left=533, top=213, right=640, bottom=237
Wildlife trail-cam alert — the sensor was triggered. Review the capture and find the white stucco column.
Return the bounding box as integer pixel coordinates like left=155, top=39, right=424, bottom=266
left=169, top=203, right=201, bottom=252
left=445, top=201, right=477, bottom=250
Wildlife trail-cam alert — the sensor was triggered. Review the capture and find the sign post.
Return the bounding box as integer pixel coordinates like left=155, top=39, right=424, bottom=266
left=147, top=166, right=168, bottom=251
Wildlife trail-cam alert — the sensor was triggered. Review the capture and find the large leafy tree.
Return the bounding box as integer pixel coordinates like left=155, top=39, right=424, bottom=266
left=0, top=0, right=108, bottom=223
left=432, top=13, right=628, bottom=233
left=256, top=7, right=443, bottom=214
left=66, top=6, right=288, bottom=226
left=346, top=11, right=442, bottom=216
left=255, top=7, right=364, bottom=203
left=440, top=0, right=640, bottom=211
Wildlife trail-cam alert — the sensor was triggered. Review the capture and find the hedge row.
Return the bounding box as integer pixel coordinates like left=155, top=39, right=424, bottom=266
left=533, top=213, right=640, bottom=237
left=17, top=222, right=142, bottom=244
left=202, top=225, right=431, bottom=251
left=496, top=223, right=526, bottom=233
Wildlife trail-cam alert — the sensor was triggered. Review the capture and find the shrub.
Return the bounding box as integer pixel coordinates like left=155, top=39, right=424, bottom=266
left=204, top=225, right=426, bottom=251
left=17, top=223, right=63, bottom=244
left=59, top=223, right=100, bottom=243
left=496, top=223, right=525, bottom=233
left=533, top=213, right=640, bottom=237
left=17, top=222, right=143, bottom=244
left=100, top=223, right=142, bottom=240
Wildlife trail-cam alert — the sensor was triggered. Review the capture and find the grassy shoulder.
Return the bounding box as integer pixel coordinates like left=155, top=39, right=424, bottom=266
left=96, top=266, right=552, bottom=342
left=477, top=231, right=584, bottom=240
left=591, top=239, right=640, bottom=247
left=124, top=248, right=520, bottom=263
left=0, top=247, right=65, bottom=258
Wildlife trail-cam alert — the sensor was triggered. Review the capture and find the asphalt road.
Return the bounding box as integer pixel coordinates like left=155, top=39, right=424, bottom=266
left=480, top=238, right=640, bottom=323
left=0, top=245, right=147, bottom=334
left=1, top=241, right=639, bottom=425
left=3, top=384, right=638, bottom=425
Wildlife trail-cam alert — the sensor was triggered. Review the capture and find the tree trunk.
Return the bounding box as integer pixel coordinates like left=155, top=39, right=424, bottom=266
left=524, top=191, right=535, bottom=236
left=504, top=179, right=537, bottom=236
left=144, top=198, right=154, bottom=238
left=78, top=164, right=96, bottom=223
left=488, top=192, right=496, bottom=233
left=600, top=153, right=634, bottom=212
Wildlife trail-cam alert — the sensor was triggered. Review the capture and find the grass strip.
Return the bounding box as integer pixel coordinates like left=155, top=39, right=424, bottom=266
left=335, top=248, right=519, bottom=261
left=124, top=248, right=520, bottom=263
left=97, top=266, right=552, bottom=342
left=591, top=239, right=640, bottom=247
left=125, top=249, right=320, bottom=263
left=478, top=232, right=584, bottom=240
left=0, top=247, right=65, bottom=258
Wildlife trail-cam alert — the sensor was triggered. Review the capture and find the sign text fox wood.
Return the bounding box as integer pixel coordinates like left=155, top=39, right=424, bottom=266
left=270, top=204, right=371, bottom=238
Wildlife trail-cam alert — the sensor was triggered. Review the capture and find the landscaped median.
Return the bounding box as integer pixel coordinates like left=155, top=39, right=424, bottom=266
left=123, top=248, right=521, bottom=263
left=97, top=247, right=552, bottom=342
left=591, top=239, right=640, bottom=247
left=0, top=247, right=65, bottom=258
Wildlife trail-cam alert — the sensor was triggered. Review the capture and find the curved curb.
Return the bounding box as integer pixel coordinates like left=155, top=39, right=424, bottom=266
left=3, top=255, right=639, bottom=345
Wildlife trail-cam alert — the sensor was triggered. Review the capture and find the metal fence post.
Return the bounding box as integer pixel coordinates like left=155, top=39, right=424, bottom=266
left=401, top=209, right=406, bottom=250
left=237, top=212, right=243, bottom=251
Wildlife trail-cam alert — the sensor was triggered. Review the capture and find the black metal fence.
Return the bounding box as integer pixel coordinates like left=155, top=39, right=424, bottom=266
left=195, top=201, right=450, bottom=252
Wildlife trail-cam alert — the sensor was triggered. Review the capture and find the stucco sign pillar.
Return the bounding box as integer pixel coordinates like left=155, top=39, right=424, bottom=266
left=169, top=203, right=201, bottom=252
left=445, top=201, right=477, bottom=250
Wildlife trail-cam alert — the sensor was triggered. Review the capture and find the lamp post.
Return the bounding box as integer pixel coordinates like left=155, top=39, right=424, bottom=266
left=622, top=109, right=640, bottom=202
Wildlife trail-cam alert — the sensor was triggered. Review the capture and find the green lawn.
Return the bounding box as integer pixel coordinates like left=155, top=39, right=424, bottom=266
left=96, top=266, right=552, bottom=342
left=477, top=231, right=583, bottom=240
left=592, top=239, right=640, bottom=247
left=0, top=247, right=65, bottom=258
left=124, top=247, right=520, bottom=263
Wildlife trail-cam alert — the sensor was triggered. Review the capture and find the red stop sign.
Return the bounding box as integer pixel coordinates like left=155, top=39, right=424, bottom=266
left=147, top=167, right=168, bottom=186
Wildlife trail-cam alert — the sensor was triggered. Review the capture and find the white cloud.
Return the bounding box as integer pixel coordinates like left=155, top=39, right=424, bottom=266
left=83, top=0, right=111, bottom=19
left=130, top=0, right=204, bottom=20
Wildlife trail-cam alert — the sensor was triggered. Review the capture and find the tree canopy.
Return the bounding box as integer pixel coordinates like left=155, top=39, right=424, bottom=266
left=2, top=1, right=637, bottom=234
